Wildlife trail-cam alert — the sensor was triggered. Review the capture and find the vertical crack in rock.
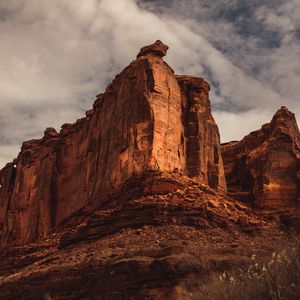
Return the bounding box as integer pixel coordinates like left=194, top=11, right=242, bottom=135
left=50, top=150, right=58, bottom=229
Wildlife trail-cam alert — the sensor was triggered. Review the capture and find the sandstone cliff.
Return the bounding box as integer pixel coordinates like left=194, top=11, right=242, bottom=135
left=1, top=171, right=295, bottom=300
left=0, top=40, right=226, bottom=247
left=0, top=41, right=300, bottom=300
left=221, top=106, right=300, bottom=209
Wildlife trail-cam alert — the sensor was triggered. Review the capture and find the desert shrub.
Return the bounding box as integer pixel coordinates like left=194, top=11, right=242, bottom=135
left=198, top=247, right=300, bottom=300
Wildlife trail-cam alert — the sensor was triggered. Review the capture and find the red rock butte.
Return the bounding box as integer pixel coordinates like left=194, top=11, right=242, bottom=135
left=0, top=40, right=300, bottom=300
left=0, top=40, right=226, bottom=247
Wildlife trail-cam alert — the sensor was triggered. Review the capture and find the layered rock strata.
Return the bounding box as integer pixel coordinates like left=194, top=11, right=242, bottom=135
left=0, top=172, right=273, bottom=300
left=0, top=40, right=226, bottom=247
left=221, top=107, right=300, bottom=209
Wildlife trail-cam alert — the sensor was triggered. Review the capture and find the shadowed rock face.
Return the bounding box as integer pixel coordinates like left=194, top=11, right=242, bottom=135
left=1, top=171, right=294, bottom=300
left=177, top=76, right=226, bottom=194
left=0, top=41, right=226, bottom=247
left=221, top=107, right=300, bottom=209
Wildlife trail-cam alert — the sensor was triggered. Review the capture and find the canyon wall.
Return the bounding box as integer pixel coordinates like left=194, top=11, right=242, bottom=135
left=0, top=41, right=226, bottom=247
left=177, top=76, right=226, bottom=192
left=221, top=107, right=300, bottom=209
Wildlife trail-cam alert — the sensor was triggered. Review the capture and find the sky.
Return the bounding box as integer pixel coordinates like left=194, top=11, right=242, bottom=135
left=0, top=0, right=300, bottom=168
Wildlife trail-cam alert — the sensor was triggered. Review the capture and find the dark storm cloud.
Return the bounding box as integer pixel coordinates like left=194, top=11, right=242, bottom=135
left=0, top=0, right=299, bottom=167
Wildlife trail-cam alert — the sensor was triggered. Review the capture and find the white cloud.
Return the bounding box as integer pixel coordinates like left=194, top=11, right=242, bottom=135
left=214, top=109, right=275, bottom=142
left=0, top=145, right=20, bottom=168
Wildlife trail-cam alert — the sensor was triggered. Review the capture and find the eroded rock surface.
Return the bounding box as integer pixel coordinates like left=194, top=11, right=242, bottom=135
left=221, top=107, right=300, bottom=209
left=0, top=41, right=226, bottom=247
left=137, top=40, right=169, bottom=58
left=0, top=172, right=290, bottom=300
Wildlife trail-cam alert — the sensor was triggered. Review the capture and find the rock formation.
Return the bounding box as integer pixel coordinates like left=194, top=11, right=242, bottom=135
left=221, top=106, right=300, bottom=209
left=0, top=171, right=290, bottom=300
left=177, top=76, right=226, bottom=192
left=0, top=40, right=226, bottom=247
left=0, top=41, right=300, bottom=300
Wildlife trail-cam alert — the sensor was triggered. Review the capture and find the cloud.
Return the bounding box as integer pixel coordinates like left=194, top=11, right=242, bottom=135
left=0, top=0, right=300, bottom=167
left=214, top=109, right=274, bottom=142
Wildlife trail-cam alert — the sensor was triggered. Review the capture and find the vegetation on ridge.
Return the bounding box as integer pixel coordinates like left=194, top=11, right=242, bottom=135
left=198, top=244, right=300, bottom=300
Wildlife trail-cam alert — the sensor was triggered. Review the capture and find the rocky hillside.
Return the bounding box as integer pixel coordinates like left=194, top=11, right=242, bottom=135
left=0, top=41, right=299, bottom=299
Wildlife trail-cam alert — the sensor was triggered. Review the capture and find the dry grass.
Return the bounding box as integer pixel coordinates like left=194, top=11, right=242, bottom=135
left=197, top=246, right=300, bottom=300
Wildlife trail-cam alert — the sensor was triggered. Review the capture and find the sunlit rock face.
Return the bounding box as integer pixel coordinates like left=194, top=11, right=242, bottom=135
left=0, top=40, right=226, bottom=247
left=221, top=106, right=300, bottom=209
